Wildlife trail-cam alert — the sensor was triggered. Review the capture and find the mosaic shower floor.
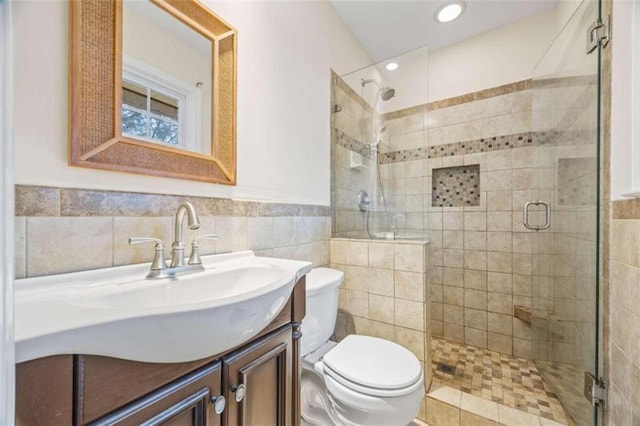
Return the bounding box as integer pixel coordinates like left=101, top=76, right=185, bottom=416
left=431, top=337, right=569, bottom=424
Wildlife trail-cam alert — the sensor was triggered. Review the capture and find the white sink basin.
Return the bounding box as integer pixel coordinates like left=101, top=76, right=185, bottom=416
left=15, top=251, right=312, bottom=363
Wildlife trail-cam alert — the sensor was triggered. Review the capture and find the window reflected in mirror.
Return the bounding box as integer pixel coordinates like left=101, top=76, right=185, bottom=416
left=122, top=0, right=212, bottom=155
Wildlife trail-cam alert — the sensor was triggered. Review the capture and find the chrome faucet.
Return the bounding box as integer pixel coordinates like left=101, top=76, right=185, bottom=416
left=170, top=202, right=201, bottom=268
left=129, top=202, right=219, bottom=279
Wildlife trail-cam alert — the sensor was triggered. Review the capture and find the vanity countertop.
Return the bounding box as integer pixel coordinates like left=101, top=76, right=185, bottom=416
left=15, top=251, right=312, bottom=363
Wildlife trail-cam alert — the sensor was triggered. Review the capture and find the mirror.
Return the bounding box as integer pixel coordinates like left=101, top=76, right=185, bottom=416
left=69, top=0, right=237, bottom=184
left=122, top=0, right=212, bottom=155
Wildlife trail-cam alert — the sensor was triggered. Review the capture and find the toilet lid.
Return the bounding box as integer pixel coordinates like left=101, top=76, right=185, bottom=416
left=323, top=335, right=422, bottom=391
left=305, top=267, right=344, bottom=296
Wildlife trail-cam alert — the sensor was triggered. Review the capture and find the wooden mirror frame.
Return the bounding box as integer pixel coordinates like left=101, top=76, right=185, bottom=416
left=69, top=0, right=237, bottom=184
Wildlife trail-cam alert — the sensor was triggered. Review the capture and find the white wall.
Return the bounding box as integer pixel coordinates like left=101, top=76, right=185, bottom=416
left=0, top=1, right=15, bottom=423
left=12, top=0, right=370, bottom=206
left=611, top=0, right=633, bottom=200
left=428, top=0, right=580, bottom=102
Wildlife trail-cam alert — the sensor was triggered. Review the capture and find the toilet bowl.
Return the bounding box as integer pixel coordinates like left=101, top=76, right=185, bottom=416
left=300, top=268, right=425, bottom=426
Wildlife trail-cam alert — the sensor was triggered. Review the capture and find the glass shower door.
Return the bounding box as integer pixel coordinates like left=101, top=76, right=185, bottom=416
left=530, top=0, right=601, bottom=424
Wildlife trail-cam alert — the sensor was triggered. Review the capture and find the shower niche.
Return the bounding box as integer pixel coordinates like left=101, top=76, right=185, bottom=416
left=431, top=165, right=480, bottom=208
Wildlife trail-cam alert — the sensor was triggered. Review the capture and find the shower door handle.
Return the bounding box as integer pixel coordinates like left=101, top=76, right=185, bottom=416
left=523, top=201, right=550, bottom=231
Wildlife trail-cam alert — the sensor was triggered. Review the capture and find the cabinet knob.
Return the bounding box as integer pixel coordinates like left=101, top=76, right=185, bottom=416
left=211, top=395, right=226, bottom=414
left=231, top=383, right=246, bottom=402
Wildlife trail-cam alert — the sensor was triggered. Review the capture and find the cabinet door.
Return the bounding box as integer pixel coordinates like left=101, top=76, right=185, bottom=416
left=223, top=326, right=292, bottom=426
left=91, top=361, right=224, bottom=426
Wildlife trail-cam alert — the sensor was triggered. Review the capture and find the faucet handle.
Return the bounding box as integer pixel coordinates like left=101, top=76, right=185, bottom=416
left=128, top=237, right=168, bottom=271
left=188, top=234, right=219, bottom=265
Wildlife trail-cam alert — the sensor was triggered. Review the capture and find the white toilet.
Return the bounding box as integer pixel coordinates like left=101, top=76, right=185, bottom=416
left=300, top=267, right=425, bottom=426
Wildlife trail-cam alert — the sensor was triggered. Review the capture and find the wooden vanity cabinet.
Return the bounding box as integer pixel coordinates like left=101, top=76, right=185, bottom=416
left=223, top=326, right=292, bottom=426
left=16, top=278, right=306, bottom=426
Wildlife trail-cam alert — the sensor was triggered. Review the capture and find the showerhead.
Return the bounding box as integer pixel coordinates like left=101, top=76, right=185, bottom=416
left=380, top=88, right=395, bottom=101
left=361, top=78, right=395, bottom=101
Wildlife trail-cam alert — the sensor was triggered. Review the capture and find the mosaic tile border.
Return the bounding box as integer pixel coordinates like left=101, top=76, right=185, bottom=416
left=14, top=185, right=331, bottom=218
left=379, top=132, right=534, bottom=164
left=332, top=129, right=371, bottom=158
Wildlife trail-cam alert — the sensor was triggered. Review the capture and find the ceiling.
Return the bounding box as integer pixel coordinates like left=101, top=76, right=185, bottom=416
left=329, top=0, right=559, bottom=62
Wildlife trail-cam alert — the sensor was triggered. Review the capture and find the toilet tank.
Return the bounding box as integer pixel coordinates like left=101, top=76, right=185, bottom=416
left=300, top=268, right=344, bottom=356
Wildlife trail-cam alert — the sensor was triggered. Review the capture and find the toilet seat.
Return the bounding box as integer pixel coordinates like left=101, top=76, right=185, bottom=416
left=321, top=335, right=423, bottom=397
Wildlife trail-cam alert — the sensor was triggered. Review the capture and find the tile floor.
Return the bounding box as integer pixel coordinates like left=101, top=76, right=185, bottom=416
left=431, top=337, right=569, bottom=424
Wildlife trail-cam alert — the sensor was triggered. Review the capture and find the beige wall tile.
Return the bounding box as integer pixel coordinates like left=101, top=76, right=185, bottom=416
left=27, top=217, right=113, bottom=277
left=395, top=326, right=425, bottom=361
left=344, top=290, right=369, bottom=318
left=444, top=304, right=464, bottom=325
left=464, top=231, right=486, bottom=251
left=113, top=216, right=173, bottom=266
left=464, top=212, right=487, bottom=231
left=395, top=271, right=425, bottom=301
left=367, top=268, right=395, bottom=297
left=15, top=217, right=26, bottom=279
left=464, top=308, right=487, bottom=330
left=464, top=269, right=487, bottom=290
left=395, top=244, right=426, bottom=272
left=330, top=239, right=347, bottom=264
left=443, top=249, right=465, bottom=268
left=486, top=212, right=512, bottom=232
left=369, top=242, right=394, bottom=269
left=486, top=232, right=511, bottom=253
left=345, top=265, right=370, bottom=292
left=395, top=298, right=425, bottom=331
left=497, top=404, right=539, bottom=426
left=488, top=332, right=512, bottom=354
left=215, top=217, right=249, bottom=253
left=346, top=240, right=369, bottom=266
left=426, top=398, right=460, bottom=426
left=487, top=272, right=512, bottom=294
left=487, top=252, right=512, bottom=273
left=443, top=212, right=464, bottom=230
left=487, top=190, right=512, bottom=211
left=272, top=217, right=296, bottom=247
left=444, top=267, right=464, bottom=287
left=368, top=320, right=395, bottom=341
left=444, top=286, right=464, bottom=306
left=248, top=217, right=274, bottom=250
left=464, top=289, right=487, bottom=310
left=465, top=328, right=487, bottom=348
left=444, top=322, right=464, bottom=342
left=443, top=231, right=464, bottom=249
left=464, top=250, right=487, bottom=271
left=460, top=411, right=498, bottom=426
left=486, top=150, right=512, bottom=171
left=513, top=338, right=531, bottom=358
left=488, top=292, right=512, bottom=314
left=369, top=294, right=395, bottom=324
left=488, top=312, right=513, bottom=335
left=460, top=392, right=499, bottom=422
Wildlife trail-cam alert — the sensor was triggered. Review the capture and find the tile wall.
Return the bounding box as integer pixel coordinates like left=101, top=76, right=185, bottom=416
left=329, top=237, right=431, bottom=421
left=14, top=186, right=331, bottom=278
left=331, top=73, right=377, bottom=237
left=606, top=200, right=640, bottom=425
left=378, top=82, right=538, bottom=357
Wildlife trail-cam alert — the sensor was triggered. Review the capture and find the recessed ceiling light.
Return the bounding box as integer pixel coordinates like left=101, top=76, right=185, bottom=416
left=435, top=1, right=466, bottom=23
left=385, top=62, right=399, bottom=71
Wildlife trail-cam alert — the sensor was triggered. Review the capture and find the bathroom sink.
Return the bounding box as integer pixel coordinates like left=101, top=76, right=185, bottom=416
left=71, top=263, right=284, bottom=310
left=15, top=251, right=312, bottom=363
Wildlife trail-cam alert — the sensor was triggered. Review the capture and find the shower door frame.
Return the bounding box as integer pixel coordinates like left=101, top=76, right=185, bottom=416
left=529, top=0, right=604, bottom=424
